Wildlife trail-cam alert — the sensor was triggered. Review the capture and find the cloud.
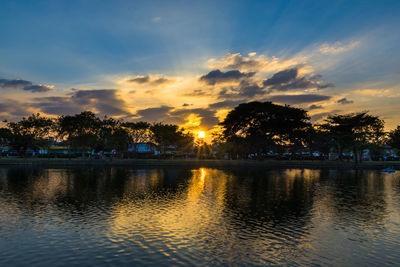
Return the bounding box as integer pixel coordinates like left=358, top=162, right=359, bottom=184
left=127, top=75, right=173, bottom=86
left=208, top=52, right=305, bottom=73
left=208, top=99, right=246, bottom=109
left=23, top=84, right=54, bottom=93
left=0, top=99, right=32, bottom=119
left=310, top=110, right=341, bottom=122
left=0, top=79, right=31, bottom=89
left=134, top=106, right=218, bottom=129
left=337, top=98, right=354, bottom=104
left=319, top=41, right=360, bottom=55
left=263, top=68, right=334, bottom=91
left=308, top=104, right=323, bottom=110
left=152, top=77, right=170, bottom=85
left=236, top=80, right=265, bottom=97
left=353, top=88, right=392, bottom=97
left=199, top=69, right=255, bottom=85
left=182, top=89, right=213, bottom=97
left=263, top=68, right=298, bottom=86
left=210, top=68, right=333, bottom=100
left=128, top=76, right=150, bottom=84
left=135, top=106, right=173, bottom=122
left=32, top=89, right=131, bottom=116
left=0, top=78, right=53, bottom=93
left=268, top=94, right=331, bottom=104
left=31, top=96, right=80, bottom=115
left=170, top=108, right=219, bottom=129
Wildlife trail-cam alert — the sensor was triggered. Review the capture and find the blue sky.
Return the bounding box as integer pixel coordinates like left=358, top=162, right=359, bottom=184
left=1, top=0, right=400, bottom=133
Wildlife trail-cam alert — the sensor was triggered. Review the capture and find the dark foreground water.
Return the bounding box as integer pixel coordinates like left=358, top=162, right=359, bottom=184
left=0, top=167, right=400, bottom=266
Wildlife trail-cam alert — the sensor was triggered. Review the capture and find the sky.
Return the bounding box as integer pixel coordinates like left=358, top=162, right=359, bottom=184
left=1, top=0, right=400, bottom=137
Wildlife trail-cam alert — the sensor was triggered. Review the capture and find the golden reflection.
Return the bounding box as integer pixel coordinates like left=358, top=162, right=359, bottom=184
left=31, top=169, right=68, bottom=201
left=108, top=168, right=229, bottom=244
left=123, top=170, right=165, bottom=195
left=280, top=169, right=321, bottom=198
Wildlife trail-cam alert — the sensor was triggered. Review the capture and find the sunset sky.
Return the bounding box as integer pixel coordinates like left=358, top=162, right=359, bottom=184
left=1, top=0, right=399, bottom=135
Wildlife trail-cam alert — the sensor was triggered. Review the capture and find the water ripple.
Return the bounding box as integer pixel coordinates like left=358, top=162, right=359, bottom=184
left=0, top=167, right=400, bottom=266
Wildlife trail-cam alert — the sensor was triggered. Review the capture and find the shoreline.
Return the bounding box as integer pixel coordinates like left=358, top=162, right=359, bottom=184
left=0, top=158, right=399, bottom=170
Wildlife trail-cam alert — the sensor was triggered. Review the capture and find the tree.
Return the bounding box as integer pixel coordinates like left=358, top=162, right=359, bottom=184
left=308, top=124, right=333, bottom=158
left=7, top=113, right=55, bottom=152
left=0, top=127, right=13, bottom=146
left=98, top=117, right=130, bottom=153
left=220, top=101, right=311, bottom=158
left=324, top=112, right=384, bottom=162
left=388, top=126, right=400, bottom=150
left=57, top=111, right=102, bottom=151
left=150, top=123, right=193, bottom=155
left=122, top=121, right=152, bottom=148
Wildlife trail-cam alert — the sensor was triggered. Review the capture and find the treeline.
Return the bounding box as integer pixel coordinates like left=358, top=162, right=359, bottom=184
left=0, top=111, right=193, bottom=156
left=215, top=102, right=400, bottom=162
left=1, top=102, right=400, bottom=161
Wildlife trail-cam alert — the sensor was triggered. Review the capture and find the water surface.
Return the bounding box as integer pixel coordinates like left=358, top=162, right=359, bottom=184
left=0, top=167, right=399, bottom=266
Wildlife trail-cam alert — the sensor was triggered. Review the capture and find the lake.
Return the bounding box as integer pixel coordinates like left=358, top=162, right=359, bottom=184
left=0, top=167, right=399, bottom=266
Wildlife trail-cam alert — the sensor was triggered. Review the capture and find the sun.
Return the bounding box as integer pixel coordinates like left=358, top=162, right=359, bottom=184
left=198, top=131, right=205, bottom=139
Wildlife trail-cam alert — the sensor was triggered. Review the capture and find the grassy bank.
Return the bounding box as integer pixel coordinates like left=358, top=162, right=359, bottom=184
left=0, top=157, right=399, bottom=170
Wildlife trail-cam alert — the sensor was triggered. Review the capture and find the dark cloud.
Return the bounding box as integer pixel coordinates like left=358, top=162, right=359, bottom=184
left=152, top=77, right=171, bottom=85
left=221, top=53, right=261, bottom=70
left=73, top=89, right=131, bottom=115
left=128, top=75, right=172, bottom=86
left=31, top=96, right=79, bottom=115
left=268, top=94, right=331, bottom=104
left=32, top=89, right=131, bottom=116
left=199, top=69, right=255, bottom=85
left=317, top=82, right=335, bottom=89
left=237, top=80, right=264, bottom=97
left=310, top=74, right=323, bottom=80
left=0, top=100, right=31, bottom=119
left=262, top=68, right=334, bottom=91
left=216, top=81, right=265, bottom=99
left=23, top=85, right=53, bottom=93
left=263, top=68, right=298, bottom=86
left=337, top=98, right=354, bottom=104
left=135, top=106, right=173, bottom=122
left=0, top=79, right=31, bottom=89
left=208, top=99, right=246, bottom=109
left=0, top=78, right=53, bottom=93
left=128, top=76, right=150, bottom=84
left=182, top=103, right=190, bottom=107
left=308, top=104, right=323, bottom=110
left=212, top=68, right=333, bottom=100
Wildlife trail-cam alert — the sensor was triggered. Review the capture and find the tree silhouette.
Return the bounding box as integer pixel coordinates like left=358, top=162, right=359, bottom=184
left=220, top=101, right=311, bottom=158
left=324, top=112, right=384, bottom=162
left=150, top=123, right=193, bottom=155
left=57, top=111, right=102, bottom=151
left=388, top=126, right=400, bottom=150
left=7, top=113, right=54, bottom=153
left=0, top=127, right=12, bottom=146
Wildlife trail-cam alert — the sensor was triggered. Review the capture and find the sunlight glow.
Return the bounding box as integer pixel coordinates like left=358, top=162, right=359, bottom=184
left=198, top=131, right=205, bottom=139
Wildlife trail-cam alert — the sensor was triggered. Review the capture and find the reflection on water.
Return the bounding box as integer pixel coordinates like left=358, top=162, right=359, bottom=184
left=0, top=167, right=400, bottom=266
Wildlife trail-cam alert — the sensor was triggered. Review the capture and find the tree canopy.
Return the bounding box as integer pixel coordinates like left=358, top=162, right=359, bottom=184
left=220, top=101, right=311, bottom=156
left=323, top=112, right=384, bottom=161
